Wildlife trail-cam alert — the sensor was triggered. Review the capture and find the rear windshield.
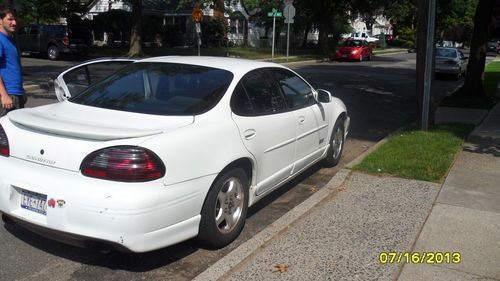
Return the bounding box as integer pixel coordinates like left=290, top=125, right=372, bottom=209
left=436, top=48, right=457, bottom=58
left=70, top=62, right=234, bottom=115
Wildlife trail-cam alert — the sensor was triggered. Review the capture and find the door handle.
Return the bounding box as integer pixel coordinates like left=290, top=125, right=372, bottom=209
left=243, top=129, right=256, bottom=140
left=298, top=116, right=306, bottom=124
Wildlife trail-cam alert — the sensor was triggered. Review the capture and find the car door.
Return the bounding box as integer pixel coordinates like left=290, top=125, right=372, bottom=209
left=231, top=69, right=296, bottom=196
left=270, top=68, right=324, bottom=173
left=26, top=25, right=40, bottom=52
left=54, top=58, right=137, bottom=101
left=16, top=26, right=29, bottom=52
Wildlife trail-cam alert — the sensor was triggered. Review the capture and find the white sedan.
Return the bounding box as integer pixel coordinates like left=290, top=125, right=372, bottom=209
left=0, top=56, right=349, bottom=252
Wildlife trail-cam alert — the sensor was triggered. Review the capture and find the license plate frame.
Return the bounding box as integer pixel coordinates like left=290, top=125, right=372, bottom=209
left=20, top=189, right=47, bottom=215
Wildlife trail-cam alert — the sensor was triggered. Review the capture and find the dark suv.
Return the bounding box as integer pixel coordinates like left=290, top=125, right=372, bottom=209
left=16, top=24, right=91, bottom=60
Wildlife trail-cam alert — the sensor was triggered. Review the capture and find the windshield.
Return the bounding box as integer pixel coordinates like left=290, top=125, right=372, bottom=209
left=342, top=40, right=363, bottom=47
left=70, top=62, right=234, bottom=115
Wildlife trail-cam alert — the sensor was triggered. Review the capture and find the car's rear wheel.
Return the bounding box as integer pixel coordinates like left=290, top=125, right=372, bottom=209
left=47, top=45, right=59, bottom=60
left=198, top=168, right=249, bottom=248
left=323, top=118, right=345, bottom=167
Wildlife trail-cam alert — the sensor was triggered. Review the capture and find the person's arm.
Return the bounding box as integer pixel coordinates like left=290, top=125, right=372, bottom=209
left=0, top=76, right=13, bottom=109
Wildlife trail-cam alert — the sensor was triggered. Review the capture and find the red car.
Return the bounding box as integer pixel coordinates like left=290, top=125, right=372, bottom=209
left=334, top=40, right=373, bottom=61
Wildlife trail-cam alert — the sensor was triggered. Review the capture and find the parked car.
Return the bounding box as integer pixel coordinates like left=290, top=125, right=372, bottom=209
left=0, top=57, right=349, bottom=253
left=16, top=24, right=90, bottom=60
left=487, top=40, right=500, bottom=54
left=435, top=47, right=468, bottom=79
left=334, top=39, right=373, bottom=61
left=347, top=32, right=379, bottom=47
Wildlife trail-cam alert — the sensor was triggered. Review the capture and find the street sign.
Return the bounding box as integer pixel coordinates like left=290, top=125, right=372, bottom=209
left=267, top=8, right=282, bottom=17
left=195, top=22, right=201, bottom=33
left=192, top=8, right=203, bottom=22
left=284, top=4, right=295, bottom=23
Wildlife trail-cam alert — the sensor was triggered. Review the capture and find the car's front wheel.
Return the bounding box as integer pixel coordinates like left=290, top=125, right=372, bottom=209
left=323, top=118, right=345, bottom=167
left=47, top=45, right=59, bottom=60
left=198, top=168, right=249, bottom=248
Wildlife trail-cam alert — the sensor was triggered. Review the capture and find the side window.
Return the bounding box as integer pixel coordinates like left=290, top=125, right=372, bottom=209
left=240, top=69, right=286, bottom=115
left=231, top=83, right=254, bottom=115
left=18, top=26, right=28, bottom=36
left=29, top=26, right=39, bottom=35
left=272, top=68, right=314, bottom=109
left=63, top=66, right=90, bottom=96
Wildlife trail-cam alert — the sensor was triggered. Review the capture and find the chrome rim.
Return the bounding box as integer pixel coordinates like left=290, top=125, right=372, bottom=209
left=332, top=126, right=343, bottom=159
left=48, top=48, right=56, bottom=59
left=215, top=177, right=244, bottom=234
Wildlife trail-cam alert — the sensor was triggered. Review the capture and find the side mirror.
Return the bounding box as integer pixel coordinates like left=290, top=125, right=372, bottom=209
left=317, top=89, right=332, bottom=103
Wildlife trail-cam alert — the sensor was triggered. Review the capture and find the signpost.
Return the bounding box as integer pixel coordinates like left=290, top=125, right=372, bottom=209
left=283, top=1, right=296, bottom=62
left=192, top=8, right=203, bottom=56
left=267, top=8, right=282, bottom=60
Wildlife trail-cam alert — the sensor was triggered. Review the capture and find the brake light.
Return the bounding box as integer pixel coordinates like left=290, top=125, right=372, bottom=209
left=0, top=125, right=9, bottom=157
left=445, top=60, right=457, bottom=65
left=81, top=146, right=165, bottom=182
left=62, top=37, right=69, bottom=46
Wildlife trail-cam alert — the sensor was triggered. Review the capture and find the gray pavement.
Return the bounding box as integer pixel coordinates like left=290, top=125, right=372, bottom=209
left=195, top=104, right=500, bottom=281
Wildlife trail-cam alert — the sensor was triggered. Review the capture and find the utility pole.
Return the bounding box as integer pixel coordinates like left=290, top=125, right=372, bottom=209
left=416, top=0, right=437, bottom=130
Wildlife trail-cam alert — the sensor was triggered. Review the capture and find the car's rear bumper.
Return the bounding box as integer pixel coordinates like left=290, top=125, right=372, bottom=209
left=435, top=65, right=461, bottom=75
left=0, top=156, right=215, bottom=252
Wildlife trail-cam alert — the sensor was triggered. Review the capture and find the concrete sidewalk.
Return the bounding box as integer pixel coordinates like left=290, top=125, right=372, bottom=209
left=195, top=104, right=500, bottom=281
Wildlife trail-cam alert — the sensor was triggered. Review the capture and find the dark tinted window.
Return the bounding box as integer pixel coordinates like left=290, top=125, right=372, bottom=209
left=70, top=62, right=233, bottom=116
left=239, top=69, right=286, bottom=115
left=272, top=68, right=314, bottom=109
left=29, top=26, right=39, bottom=35
left=231, top=83, right=254, bottom=115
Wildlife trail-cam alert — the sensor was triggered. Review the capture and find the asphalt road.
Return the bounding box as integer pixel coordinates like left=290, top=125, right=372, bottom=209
left=1, top=52, right=463, bottom=281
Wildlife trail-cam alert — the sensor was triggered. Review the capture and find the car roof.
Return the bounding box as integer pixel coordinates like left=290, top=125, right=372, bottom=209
left=137, top=56, right=284, bottom=73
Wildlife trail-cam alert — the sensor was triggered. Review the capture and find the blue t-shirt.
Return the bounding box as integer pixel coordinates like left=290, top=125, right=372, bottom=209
left=0, top=32, right=23, bottom=95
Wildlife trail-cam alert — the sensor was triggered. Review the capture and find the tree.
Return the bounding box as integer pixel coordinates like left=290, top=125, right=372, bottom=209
left=462, top=0, right=497, bottom=96
left=127, top=0, right=143, bottom=57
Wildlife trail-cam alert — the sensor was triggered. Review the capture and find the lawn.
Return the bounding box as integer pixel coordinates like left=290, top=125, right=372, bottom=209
left=353, top=124, right=474, bottom=182
left=484, top=60, right=500, bottom=96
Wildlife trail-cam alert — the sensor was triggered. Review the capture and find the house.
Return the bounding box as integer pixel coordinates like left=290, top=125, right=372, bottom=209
left=84, top=0, right=249, bottom=46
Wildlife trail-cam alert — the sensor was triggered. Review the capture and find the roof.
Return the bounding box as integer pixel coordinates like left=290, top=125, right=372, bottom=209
left=137, top=56, right=284, bottom=74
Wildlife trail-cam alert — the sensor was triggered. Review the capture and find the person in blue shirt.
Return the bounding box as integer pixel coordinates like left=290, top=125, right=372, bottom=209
left=0, top=6, right=25, bottom=117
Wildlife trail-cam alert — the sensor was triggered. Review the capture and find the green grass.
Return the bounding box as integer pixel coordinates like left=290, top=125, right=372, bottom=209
left=353, top=124, right=474, bottom=182
left=484, top=60, right=500, bottom=96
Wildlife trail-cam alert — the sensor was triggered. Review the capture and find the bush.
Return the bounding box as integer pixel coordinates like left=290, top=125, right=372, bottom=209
left=391, top=39, right=414, bottom=48
left=398, top=27, right=416, bottom=42
left=201, top=17, right=227, bottom=47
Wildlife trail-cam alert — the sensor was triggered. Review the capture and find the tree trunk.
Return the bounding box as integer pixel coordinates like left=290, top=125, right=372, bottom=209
left=128, top=0, right=143, bottom=57
left=462, top=0, right=496, bottom=96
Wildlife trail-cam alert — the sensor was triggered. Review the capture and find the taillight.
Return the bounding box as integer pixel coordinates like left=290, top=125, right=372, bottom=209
left=445, top=60, right=457, bottom=65
left=62, top=37, right=69, bottom=46
left=81, top=146, right=165, bottom=182
left=0, top=125, right=9, bottom=157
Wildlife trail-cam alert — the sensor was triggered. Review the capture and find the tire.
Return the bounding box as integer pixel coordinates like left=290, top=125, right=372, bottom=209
left=323, top=118, right=345, bottom=167
left=367, top=52, right=372, bottom=61
left=47, top=45, right=59, bottom=60
left=197, top=168, right=249, bottom=248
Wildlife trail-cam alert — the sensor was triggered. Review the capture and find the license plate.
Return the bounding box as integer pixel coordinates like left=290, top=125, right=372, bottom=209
left=20, top=189, right=47, bottom=215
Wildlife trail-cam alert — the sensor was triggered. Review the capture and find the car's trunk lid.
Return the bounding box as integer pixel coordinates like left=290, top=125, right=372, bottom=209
left=5, top=102, right=193, bottom=171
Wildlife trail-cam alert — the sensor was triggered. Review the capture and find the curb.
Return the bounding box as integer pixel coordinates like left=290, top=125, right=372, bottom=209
left=193, top=168, right=352, bottom=281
